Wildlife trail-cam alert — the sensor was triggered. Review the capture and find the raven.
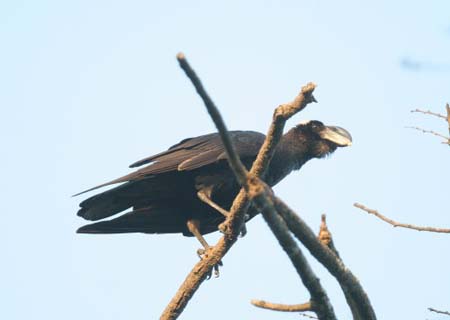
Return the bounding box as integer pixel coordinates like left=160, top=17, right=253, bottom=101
left=76, top=120, right=351, bottom=248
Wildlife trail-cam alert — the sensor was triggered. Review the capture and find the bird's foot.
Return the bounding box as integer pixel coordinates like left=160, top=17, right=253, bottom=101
left=197, top=247, right=223, bottom=279
left=239, top=214, right=250, bottom=237
left=218, top=213, right=249, bottom=237
left=239, top=222, right=247, bottom=237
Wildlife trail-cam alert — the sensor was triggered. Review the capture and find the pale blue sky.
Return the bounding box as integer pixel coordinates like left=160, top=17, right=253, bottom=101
left=1, top=1, right=449, bottom=319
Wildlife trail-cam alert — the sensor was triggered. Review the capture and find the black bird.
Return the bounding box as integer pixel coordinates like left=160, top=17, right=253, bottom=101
left=76, top=120, right=352, bottom=249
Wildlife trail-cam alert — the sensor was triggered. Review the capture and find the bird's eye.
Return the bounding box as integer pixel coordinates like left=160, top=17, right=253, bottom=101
left=310, top=121, right=323, bottom=130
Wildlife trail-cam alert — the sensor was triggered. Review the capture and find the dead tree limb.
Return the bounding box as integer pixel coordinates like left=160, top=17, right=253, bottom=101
left=251, top=300, right=313, bottom=312
left=354, top=203, right=450, bottom=234
left=161, top=53, right=319, bottom=319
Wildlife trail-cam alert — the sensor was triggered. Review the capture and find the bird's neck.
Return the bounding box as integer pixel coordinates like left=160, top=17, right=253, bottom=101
left=265, top=130, right=312, bottom=186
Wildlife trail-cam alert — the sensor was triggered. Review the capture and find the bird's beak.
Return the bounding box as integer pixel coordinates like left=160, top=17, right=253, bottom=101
left=319, top=126, right=352, bottom=147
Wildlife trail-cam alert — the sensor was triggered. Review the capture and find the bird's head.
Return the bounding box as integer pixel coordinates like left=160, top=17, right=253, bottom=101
left=290, top=120, right=352, bottom=159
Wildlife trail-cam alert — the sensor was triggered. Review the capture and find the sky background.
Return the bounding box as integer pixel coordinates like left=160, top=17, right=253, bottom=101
left=1, top=1, right=450, bottom=319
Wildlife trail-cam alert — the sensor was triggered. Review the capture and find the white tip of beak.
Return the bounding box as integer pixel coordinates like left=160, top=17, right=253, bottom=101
left=320, top=126, right=352, bottom=147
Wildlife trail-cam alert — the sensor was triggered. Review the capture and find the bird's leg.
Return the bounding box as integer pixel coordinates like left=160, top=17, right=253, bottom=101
left=186, top=219, right=223, bottom=278
left=186, top=219, right=210, bottom=249
left=197, top=190, right=229, bottom=217
left=197, top=190, right=248, bottom=237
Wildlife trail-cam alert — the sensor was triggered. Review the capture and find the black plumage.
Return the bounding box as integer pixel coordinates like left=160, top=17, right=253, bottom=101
left=76, top=120, right=352, bottom=237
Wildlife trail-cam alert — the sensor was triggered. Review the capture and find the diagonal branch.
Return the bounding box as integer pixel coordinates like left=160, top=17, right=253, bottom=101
left=247, top=178, right=336, bottom=319
left=354, top=203, right=450, bottom=234
left=161, top=53, right=318, bottom=320
left=429, top=307, right=450, bottom=316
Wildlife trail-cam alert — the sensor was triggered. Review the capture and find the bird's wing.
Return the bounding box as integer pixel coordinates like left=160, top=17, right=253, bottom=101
left=131, top=131, right=266, bottom=173
left=74, top=131, right=265, bottom=196
left=129, top=133, right=218, bottom=168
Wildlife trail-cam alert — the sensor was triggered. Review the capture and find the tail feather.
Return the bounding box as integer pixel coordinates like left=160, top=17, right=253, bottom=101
left=77, top=207, right=188, bottom=235
left=76, top=172, right=186, bottom=221
left=77, top=181, right=147, bottom=221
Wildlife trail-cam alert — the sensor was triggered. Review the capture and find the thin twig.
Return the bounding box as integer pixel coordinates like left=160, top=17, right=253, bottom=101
left=354, top=203, right=450, bottom=234
left=406, top=126, right=450, bottom=143
left=428, top=307, right=450, bottom=316
left=409, top=104, right=450, bottom=146
left=429, top=307, right=450, bottom=316
left=251, top=300, right=312, bottom=312
left=275, top=198, right=377, bottom=320
left=411, top=109, right=446, bottom=120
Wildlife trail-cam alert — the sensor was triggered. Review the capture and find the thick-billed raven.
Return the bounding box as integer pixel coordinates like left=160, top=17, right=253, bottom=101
left=76, top=120, right=351, bottom=247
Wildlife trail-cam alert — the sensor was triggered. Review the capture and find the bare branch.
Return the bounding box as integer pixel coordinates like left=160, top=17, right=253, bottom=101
left=405, top=126, right=450, bottom=144
left=354, top=203, right=450, bottom=234
left=429, top=307, right=450, bottom=316
left=251, top=300, right=313, bottom=312
left=274, top=198, right=377, bottom=320
left=411, top=108, right=446, bottom=120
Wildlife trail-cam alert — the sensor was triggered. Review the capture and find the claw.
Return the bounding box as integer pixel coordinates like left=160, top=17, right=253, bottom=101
left=239, top=214, right=250, bottom=237
left=197, top=246, right=223, bottom=278
left=239, top=223, right=247, bottom=237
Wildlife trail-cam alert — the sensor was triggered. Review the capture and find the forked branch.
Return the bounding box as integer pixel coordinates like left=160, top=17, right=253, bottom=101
left=409, top=103, right=450, bottom=145
left=161, top=53, right=319, bottom=319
